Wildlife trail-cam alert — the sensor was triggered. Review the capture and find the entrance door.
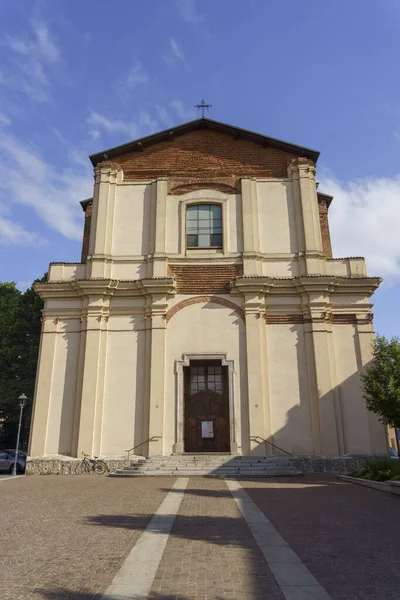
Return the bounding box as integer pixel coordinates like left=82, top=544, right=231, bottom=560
left=184, top=361, right=230, bottom=452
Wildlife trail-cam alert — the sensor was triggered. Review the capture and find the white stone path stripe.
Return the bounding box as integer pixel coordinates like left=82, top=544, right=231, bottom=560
left=226, top=479, right=331, bottom=600
left=0, top=475, right=24, bottom=482
left=103, top=477, right=189, bottom=600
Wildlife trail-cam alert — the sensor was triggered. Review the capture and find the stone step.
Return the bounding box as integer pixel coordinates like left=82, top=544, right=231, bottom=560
left=110, top=469, right=299, bottom=478
left=124, top=464, right=292, bottom=471
left=126, top=460, right=291, bottom=466
left=127, top=463, right=291, bottom=470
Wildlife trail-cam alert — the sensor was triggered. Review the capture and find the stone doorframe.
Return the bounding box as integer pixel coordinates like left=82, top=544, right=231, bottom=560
left=173, top=353, right=238, bottom=454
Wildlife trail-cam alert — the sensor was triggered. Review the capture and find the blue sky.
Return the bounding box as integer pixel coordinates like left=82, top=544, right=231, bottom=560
left=0, top=0, right=399, bottom=336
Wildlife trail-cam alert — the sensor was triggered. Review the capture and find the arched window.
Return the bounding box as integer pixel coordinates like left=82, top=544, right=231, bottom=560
left=186, top=204, right=222, bottom=248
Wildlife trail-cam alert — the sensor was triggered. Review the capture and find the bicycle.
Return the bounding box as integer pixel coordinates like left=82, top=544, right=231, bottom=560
left=74, top=452, right=107, bottom=475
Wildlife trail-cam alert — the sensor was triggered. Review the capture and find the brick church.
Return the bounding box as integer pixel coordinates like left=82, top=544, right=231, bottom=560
left=28, top=117, right=387, bottom=459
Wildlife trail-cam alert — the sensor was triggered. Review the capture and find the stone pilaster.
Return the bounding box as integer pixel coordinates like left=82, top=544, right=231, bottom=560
left=288, top=159, right=324, bottom=275
left=152, top=178, right=168, bottom=277
left=241, top=178, right=262, bottom=275
left=88, top=163, right=121, bottom=278
left=28, top=316, right=58, bottom=456
left=147, top=301, right=168, bottom=456
left=76, top=295, right=110, bottom=457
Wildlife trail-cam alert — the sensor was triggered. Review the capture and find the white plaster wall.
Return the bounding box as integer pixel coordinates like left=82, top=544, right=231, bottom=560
left=112, top=184, right=152, bottom=256
left=266, top=324, right=313, bottom=454
left=45, top=322, right=80, bottom=455
left=101, top=319, right=146, bottom=456
left=261, top=261, right=298, bottom=277
left=332, top=325, right=372, bottom=453
left=111, top=261, right=147, bottom=280
left=165, top=298, right=247, bottom=454
left=257, top=181, right=297, bottom=254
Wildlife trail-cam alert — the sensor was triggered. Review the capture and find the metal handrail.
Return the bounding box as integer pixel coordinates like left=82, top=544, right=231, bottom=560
left=250, top=435, right=294, bottom=457
left=125, top=436, right=162, bottom=461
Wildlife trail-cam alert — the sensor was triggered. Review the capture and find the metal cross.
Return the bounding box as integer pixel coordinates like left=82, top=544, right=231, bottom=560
left=194, top=99, right=212, bottom=117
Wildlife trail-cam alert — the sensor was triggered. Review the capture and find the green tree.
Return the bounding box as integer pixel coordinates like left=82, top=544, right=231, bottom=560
left=0, top=275, right=46, bottom=449
left=361, top=334, right=400, bottom=451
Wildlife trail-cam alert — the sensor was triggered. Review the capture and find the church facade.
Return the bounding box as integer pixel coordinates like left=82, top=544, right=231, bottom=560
left=28, top=118, right=387, bottom=459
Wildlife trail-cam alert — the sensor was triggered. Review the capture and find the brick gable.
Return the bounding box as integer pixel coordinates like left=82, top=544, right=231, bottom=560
left=107, top=129, right=298, bottom=193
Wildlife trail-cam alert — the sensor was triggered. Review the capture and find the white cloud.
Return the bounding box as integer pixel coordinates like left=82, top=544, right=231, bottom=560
left=87, top=110, right=140, bottom=139
left=320, top=174, right=400, bottom=278
left=165, top=39, right=189, bottom=70
left=121, top=62, right=148, bottom=91
left=4, top=19, right=60, bottom=63
left=0, top=133, right=92, bottom=241
left=87, top=109, right=158, bottom=141
left=0, top=113, right=11, bottom=126
left=170, top=39, right=185, bottom=62
left=156, top=105, right=173, bottom=127
left=170, top=99, right=196, bottom=122
left=175, top=0, right=206, bottom=24
left=1, top=20, right=60, bottom=102
left=0, top=216, right=44, bottom=247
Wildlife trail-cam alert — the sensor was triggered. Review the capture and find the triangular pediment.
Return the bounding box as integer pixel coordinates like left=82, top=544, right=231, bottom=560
left=89, top=119, right=319, bottom=192
left=90, top=118, right=319, bottom=165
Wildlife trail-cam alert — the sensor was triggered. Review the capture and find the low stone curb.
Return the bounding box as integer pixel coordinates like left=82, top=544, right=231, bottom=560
left=338, top=474, right=400, bottom=496
left=26, top=457, right=129, bottom=475
left=289, top=455, right=376, bottom=474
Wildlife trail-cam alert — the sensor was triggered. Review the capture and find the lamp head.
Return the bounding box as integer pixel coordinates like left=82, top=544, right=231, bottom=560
left=18, top=393, right=27, bottom=407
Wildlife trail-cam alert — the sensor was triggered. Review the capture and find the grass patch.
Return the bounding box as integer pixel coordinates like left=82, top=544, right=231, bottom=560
left=351, top=457, right=400, bottom=482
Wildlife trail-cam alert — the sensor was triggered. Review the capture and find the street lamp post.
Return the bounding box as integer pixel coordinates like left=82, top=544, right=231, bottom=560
left=12, top=393, right=27, bottom=476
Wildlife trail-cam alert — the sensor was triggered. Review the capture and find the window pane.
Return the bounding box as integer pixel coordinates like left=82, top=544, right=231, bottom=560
left=212, top=219, right=222, bottom=231
left=210, top=205, right=222, bottom=220
left=198, top=234, right=210, bottom=246
left=187, top=234, right=198, bottom=247
left=211, top=234, right=222, bottom=247
left=198, top=205, right=210, bottom=219
left=187, top=206, right=197, bottom=219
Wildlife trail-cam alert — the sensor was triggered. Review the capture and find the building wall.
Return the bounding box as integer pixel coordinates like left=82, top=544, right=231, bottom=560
left=29, top=128, right=388, bottom=460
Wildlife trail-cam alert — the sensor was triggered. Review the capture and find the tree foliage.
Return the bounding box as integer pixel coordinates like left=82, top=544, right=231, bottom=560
left=361, top=334, right=400, bottom=430
left=0, top=275, right=46, bottom=449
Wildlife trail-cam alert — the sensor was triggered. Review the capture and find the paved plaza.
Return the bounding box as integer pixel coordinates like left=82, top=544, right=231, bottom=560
left=0, top=474, right=399, bottom=600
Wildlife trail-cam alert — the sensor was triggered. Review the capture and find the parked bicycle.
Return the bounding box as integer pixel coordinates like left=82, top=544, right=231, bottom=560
left=74, top=452, right=107, bottom=475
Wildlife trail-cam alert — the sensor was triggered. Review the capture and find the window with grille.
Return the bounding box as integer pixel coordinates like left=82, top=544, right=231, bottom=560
left=186, top=204, right=222, bottom=249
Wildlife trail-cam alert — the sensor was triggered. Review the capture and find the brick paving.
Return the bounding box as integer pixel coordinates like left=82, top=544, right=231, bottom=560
left=0, top=475, right=175, bottom=600
left=150, top=477, right=284, bottom=600
left=242, top=475, right=400, bottom=600
left=1, top=474, right=400, bottom=600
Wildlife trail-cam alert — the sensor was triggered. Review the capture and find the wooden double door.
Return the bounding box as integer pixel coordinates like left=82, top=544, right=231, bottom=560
left=184, top=360, right=230, bottom=452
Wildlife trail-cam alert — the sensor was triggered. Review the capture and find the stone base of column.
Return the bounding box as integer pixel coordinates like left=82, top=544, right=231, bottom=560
left=172, top=442, right=184, bottom=454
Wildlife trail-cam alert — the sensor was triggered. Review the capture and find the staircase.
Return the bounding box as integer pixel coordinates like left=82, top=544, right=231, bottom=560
left=109, top=454, right=301, bottom=477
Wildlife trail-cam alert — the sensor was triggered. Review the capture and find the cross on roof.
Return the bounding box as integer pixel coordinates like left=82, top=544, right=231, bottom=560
left=194, top=99, right=212, bottom=117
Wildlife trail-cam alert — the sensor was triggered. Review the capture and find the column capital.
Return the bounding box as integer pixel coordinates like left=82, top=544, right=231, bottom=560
left=94, top=162, right=122, bottom=184
left=288, top=157, right=316, bottom=178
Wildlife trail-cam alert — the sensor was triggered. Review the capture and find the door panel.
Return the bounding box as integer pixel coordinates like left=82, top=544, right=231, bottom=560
left=184, top=362, right=230, bottom=452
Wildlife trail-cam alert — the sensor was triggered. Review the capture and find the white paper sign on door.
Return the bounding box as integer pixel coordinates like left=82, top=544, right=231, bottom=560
left=201, top=421, right=214, bottom=438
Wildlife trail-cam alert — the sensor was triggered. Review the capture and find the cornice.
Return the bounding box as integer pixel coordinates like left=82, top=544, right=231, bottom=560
left=34, top=277, right=176, bottom=299
left=231, top=275, right=381, bottom=297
